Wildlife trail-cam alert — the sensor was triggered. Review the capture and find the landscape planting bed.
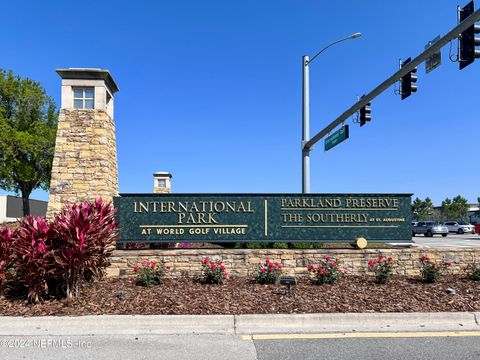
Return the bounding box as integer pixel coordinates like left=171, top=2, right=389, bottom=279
left=0, top=275, right=479, bottom=316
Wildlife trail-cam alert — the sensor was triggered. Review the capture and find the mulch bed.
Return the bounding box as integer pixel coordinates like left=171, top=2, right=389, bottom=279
left=0, top=275, right=479, bottom=316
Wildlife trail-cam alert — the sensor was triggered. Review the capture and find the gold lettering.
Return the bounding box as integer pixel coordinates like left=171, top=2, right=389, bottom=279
left=178, top=201, right=188, bottom=213
left=139, top=202, right=149, bottom=213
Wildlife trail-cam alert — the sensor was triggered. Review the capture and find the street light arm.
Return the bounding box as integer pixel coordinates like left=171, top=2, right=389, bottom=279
left=307, top=33, right=362, bottom=65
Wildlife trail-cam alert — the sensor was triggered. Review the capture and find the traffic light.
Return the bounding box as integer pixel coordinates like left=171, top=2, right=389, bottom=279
left=359, top=95, right=371, bottom=127
left=459, top=1, right=480, bottom=70
left=400, top=57, right=417, bottom=100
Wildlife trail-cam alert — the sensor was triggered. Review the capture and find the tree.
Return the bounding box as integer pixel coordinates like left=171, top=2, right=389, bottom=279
left=0, top=69, right=57, bottom=216
left=440, top=195, right=469, bottom=221
left=411, top=197, right=434, bottom=221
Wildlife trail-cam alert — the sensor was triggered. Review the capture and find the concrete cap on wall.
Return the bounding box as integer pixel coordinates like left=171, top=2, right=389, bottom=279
left=56, top=68, right=119, bottom=94
left=153, top=172, right=172, bottom=178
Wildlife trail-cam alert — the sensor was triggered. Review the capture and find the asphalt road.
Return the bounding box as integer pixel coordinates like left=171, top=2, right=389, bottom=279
left=2, top=333, right=480, bottom=360
left=412, top=232, right=480, bottom=248
left=253, top=334, right=480, bottom=360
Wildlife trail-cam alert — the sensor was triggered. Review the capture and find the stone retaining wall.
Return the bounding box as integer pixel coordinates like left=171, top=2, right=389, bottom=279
left=107, top=247, right=480, bottom=278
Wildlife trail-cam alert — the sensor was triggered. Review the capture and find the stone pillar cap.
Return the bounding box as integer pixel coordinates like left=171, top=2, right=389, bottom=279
left=56, top=68, right=119, bottom=94
left=153, top=172, right=172, bottom=178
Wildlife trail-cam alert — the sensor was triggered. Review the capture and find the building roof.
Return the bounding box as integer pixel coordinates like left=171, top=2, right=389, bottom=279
left=56, top=68, right=119, bottom=94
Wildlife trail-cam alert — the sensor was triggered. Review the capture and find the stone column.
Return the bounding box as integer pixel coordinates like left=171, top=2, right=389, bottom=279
left=153, top=172, right=172, bottom=194
left=46, top=68, right=119, bottom=218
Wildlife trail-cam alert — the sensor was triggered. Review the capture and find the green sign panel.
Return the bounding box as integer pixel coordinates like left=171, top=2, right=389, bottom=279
left=114, top=194, right=412, bottom=243
left=324, top=125, right=349, bottom=151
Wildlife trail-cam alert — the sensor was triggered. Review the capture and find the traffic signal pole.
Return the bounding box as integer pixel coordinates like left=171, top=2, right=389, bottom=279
left=302, top=55, right=310, bottom=193
left=302, top=7, right=480, bottom=155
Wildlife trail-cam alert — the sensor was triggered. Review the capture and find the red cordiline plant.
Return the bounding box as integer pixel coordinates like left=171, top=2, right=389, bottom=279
left=51, top=198, right=118, bottom=299
left=201, top=258, right=228, bottom=284
left=307, top=256, right=341, bottom=285
left=0, top=227, right=16, bottom=291
left=253, top=259, right=283, bottom=284
left=14, top=216, right=55, bottom=303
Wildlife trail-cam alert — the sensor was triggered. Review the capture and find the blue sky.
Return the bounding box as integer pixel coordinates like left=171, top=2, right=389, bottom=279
left=1, top=0, right=479, bottom=206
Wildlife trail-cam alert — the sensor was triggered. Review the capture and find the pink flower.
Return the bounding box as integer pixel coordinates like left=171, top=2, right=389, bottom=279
left=133, top=266, right=139, bottom=272
left=387, top=257, right=393, bottom=262
left=269, top=268, right=273, bottom=272
left=325, top=256, right=331, bottom=261
left=261, top=269, right=266, bottom=273
left=166, top=265, right=171, bottom=270
left=421, top=255, right=429, bottom=261
left=265, top=259, right=270, bottom=263
left=330, top=263, right=337, bottom=267
left=211, top=264, right=216, bottom=269
left=220, top=265, right=225, bottom=271
left=151, top=261, right=157, bottom=269
left=368, top=259, right=376, bottom=268
left=142, top=260, right=149, bottom=266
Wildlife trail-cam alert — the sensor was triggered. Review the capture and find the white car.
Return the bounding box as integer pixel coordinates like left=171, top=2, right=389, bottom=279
left=443, top=221, right=475, bottom=234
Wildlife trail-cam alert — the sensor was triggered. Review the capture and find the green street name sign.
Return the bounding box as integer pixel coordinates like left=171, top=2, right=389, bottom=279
left=114, top=193, right=412, bottom=243
left=324, top=125, right=349, bottom=151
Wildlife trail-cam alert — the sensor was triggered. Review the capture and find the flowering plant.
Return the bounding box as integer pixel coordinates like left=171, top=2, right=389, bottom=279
left=419, top=255, right=451, bottom=283
left=133, top=259, right=170, bottom=287
left=368, top=255, right=395, bottom=284
left=466, top=263, right=480, bottom=281
left=253, top=259, right=282, bottom=284
left=307, top=256, right=341, bottom=285
left=201, top=258, right=228, bottom=284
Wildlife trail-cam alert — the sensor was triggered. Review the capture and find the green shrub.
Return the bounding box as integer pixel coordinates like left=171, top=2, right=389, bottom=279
left=133, top=259, right=170, bottom=286
left=252, top=259, right=283, bottom=284
left=307, top=256, right=341, bottom=285
left=419, top=255, right=451, bottom=283
left=467, top=263, right=480, bottom=281
left=201, top=258, right=228, bottom=284
left=368, top=256, right=395, bottom=284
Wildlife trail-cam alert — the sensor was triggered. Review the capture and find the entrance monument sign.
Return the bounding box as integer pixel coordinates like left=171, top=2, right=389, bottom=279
left=114, top=193, right=412, bottom=243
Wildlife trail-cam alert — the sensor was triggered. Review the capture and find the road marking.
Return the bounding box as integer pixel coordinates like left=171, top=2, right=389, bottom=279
left=242, top=331, right=480, bottom=341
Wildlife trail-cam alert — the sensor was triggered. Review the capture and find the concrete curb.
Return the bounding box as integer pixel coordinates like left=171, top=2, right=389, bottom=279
left=0, top=315, right=235, bottom=336
left=234, top=312, right=480, bottom=334
left=1, top=312, right=479, bottom=336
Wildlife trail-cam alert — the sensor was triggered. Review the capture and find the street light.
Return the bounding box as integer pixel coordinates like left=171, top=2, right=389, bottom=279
left=302, top=32, right=362, bottom=194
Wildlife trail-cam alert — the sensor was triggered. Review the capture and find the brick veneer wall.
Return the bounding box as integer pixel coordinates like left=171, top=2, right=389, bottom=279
left=107, top=247, right=480, bottom=278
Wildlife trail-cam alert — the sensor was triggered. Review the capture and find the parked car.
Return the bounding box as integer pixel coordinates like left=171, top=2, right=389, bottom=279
left=475, top=224, right=480, bottom=235
left=412, top=221, right=448, bottom=237
left=443, top=221, right=475, bottom=234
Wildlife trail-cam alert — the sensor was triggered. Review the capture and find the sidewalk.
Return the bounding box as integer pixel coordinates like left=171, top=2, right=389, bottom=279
left=1, top=312, right=479, bottom=336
